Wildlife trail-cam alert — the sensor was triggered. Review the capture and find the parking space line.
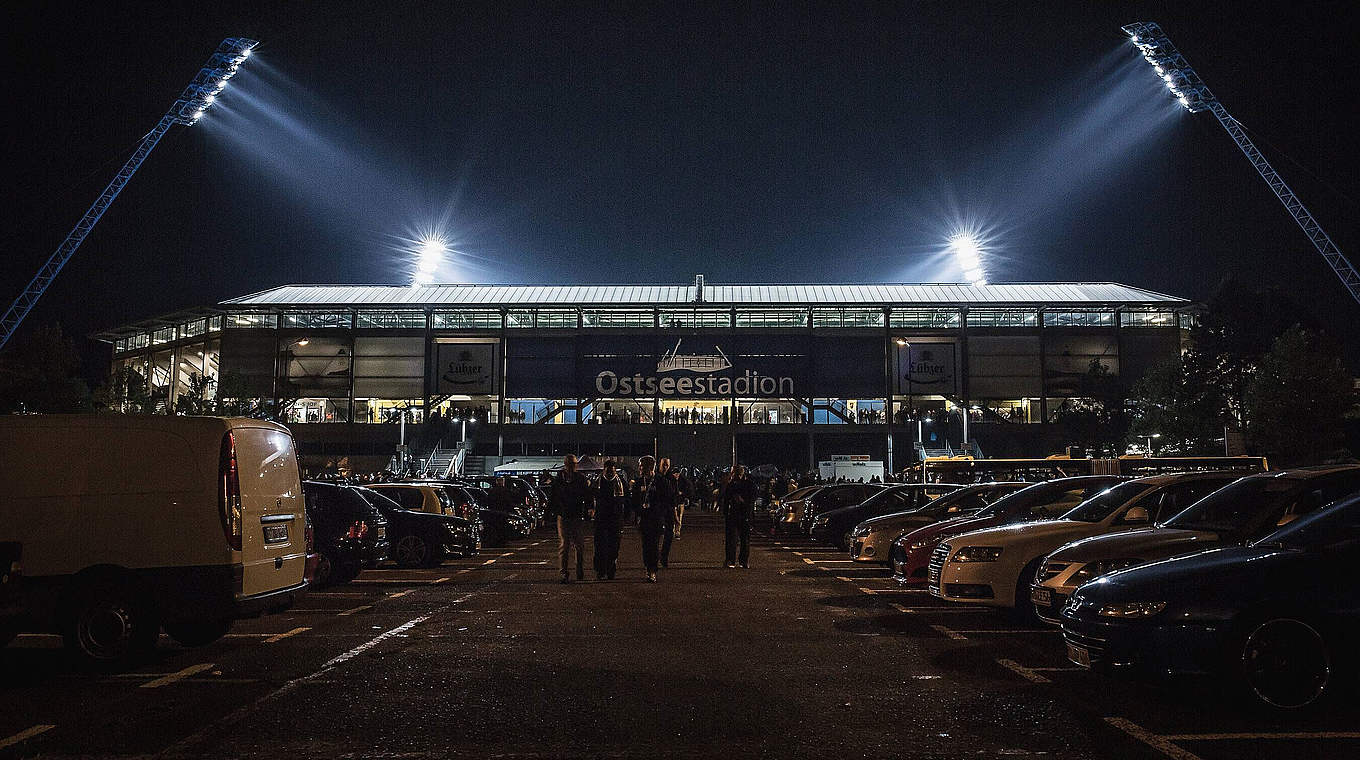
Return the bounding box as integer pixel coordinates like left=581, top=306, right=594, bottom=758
left=262, top=627, right=311, bottom=643
left=1103, top=717, right=1203, bottom=760
left=431, top=577, right=451, bottom=584
left=337, top=604, right=373, bottom=616
left=857, top=587, right=878, bottom=595
left=1161, top=731, right=1360, bottom=741
left=931, top=625, right=966, bottom=640
left=0, top=725, right=55, bottom=750
left=890, top=603, right=916, bottom=613
left=387, top=589, right=415, bottom=598
left=482, top=558, right=498, bottom=565
left=802, top=558, right=816, bottom=565
left=139, top=662, right=215, bottom=688
left=996, top=658, right=1050, bottom=684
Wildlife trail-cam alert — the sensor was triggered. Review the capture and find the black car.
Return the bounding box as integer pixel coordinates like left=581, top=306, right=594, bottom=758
left=798, top=483, right=885, bottom=534
left=302, top=482, right=391, bottom=586
left=443, top=484, right=532, bottom=547
left=456, top=476, right=544, bottom=527
left=1061, top=491, right=1360, bottom=708
left=353, top=487, right=479, bottom=567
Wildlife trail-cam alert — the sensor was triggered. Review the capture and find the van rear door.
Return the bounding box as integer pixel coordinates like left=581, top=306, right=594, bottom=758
left=227, top=424, right=306, bottom=597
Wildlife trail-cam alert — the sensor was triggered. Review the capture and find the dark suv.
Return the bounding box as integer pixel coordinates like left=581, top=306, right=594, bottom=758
left=799, top=483, right=884, bottom=535
left=302, top=482, right=391, bottom=586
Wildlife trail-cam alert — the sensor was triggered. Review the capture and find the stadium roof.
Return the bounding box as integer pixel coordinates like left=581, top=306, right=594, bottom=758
left=222, top=281, right=1186, bottom=307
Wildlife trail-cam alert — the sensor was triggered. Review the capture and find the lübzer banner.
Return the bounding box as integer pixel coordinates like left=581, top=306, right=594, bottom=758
left=435, top=343, right=497, bottom=395
left=895, top=342, right=957, bottom=396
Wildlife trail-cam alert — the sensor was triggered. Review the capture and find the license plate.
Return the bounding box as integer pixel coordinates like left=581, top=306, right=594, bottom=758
left=1031, top=586, right=1051, bottom=606
left=1067, top=642, right=1091, bottom=668
left=263, top=524, right=289, bottom=544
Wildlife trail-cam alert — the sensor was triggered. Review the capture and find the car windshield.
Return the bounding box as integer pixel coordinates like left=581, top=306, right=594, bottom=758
left=355, top=487, right=403, bottom=514
left=1061, top=481, right=1150, bottom=523
left=857, top=487, right=924, bottom=513
left=1255, top=494, right=1360, bottom=550
left=1162, top=477, right=1298, bottom=537
left=913, top=486, right=1012, bottom=518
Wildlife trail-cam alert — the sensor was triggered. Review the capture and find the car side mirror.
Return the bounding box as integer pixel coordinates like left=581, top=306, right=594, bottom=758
left=1124, top=506, right=1150, bottom=524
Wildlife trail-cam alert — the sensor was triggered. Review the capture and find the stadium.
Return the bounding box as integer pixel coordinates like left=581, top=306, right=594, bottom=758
left=96, top=276, right=1191, bottom=472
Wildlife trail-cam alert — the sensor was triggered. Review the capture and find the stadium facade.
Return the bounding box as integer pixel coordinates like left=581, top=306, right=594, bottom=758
left=97, top=278, right=1191, bottom=471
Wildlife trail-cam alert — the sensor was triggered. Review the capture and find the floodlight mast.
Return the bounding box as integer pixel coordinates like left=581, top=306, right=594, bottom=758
left=1122, top=22, right=1360, bottom=306
left=0, top=38, right=259, bottom=349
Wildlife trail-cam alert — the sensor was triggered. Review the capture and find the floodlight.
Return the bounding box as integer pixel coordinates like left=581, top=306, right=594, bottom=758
left=948, top=231, right=988, bottom=286
left=412, top=271, right=434, bottom=286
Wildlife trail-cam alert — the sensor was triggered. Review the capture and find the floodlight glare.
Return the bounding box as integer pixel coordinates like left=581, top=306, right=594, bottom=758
left=947, top=232, right=989, bottom=286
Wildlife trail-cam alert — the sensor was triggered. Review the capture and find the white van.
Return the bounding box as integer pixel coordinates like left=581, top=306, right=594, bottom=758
left=0, top=415, right=307, bottom=666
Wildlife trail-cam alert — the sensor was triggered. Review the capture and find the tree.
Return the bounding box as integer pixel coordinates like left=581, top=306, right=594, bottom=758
left=0, top=324, right=91, bottom=413
left=1052, top=359, right=1129, bottom=456
left=93, top=365, right=151, bottom=414
left=173, top=373, right=218, bottom=416
left=1128, top=351, right=1231, bottom=455
left=1246, top=326, right=1356, bottom=466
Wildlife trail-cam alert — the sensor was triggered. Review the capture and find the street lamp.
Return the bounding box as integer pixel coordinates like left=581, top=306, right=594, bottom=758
left=450, top=415, right=475, bottom=443
left=1146, top=433, right=1161, bottom=455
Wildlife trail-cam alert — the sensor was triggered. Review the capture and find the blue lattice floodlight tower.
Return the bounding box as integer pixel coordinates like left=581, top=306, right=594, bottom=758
left=0, top=38, right=259, bottom=350
left=1122, top=22, right=1360, bottom=306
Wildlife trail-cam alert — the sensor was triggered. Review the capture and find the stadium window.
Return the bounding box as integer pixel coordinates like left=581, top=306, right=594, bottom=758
left=227, top=312, right=278, bottom=329
left=432, top=310, right=503, bottom=330
left=533, top=309, right=578, bottom=329
left=890, top=309, right=961, bottom=328
left=1119, top=310, right=1177, bottom=328
left=506, top=310, right=535, bottom=328
left=356, top=310, right=425, bottom=329
left=967, top=309, right=1038, bottom=328
left=1043, top=310, right=1115, bottom=328
left=151, top=327, right=176, bottom=345
left=582, top=310, right=654, bottom=328
left=659, top=309, right=731, bottom=328
left=735, top=309, right=808, bottom=328
left=281, top=311, right=352, bottom=329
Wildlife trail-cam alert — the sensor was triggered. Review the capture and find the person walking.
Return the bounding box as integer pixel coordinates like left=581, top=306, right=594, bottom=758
left=633, top=456, right=659, bottom=581
left=550, top=454, right=592, bottom=583
left=592, top=460, right=626, bottom=580
left=652, top=458, right=681, bottom=569
left=722, top=465, right=756, bottom=568
left=639, top=457, right=679, bottom=581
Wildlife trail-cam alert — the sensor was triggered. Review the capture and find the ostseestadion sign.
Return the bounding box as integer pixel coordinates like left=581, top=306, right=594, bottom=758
left=594, top=340, right=794, bottom=397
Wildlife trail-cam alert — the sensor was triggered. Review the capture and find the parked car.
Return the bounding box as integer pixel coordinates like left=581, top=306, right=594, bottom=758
left=302, top=481, right=392, bottom=586
left=930, top=472, right=1239, bottom=615
left=1061, top=491, right=1360, bottom=708
left=771, top=486, right=823, bottom=536
left=1033, top=466, right=1360, bottom=624
left=845, top=483, right=1020, bottom=559
left=0, top=415, right=307, bottom=667
left=353, top=487, right=478, bottom=567
left=367, top=482, right=455, bottom=516
left=799, top=483, right=885, bottom=535
left=445, top=484, right=531, bottom=546
left=892, top=476, right=1126, bottom=586
left=460, top=475, right=545, bottom=525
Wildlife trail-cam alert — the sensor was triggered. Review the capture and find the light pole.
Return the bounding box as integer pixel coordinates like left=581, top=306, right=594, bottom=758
left=451, top=415, right=474, bottom=443
left=1145, top=433, right=1161, bottom=455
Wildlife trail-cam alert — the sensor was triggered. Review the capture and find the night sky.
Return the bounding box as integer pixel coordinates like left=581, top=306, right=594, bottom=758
left=3, top=2, right=1358, bottom=374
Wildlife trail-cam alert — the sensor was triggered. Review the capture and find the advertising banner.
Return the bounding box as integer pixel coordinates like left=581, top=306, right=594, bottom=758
left=434, top=342, right=498, bottom=395
left=895, top=342, right=957, bottom=396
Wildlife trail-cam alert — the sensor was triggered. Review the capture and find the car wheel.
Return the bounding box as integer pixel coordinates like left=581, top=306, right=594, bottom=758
left=1011, top=558, right=1045, bottom=623
left=1238, top=617, right=1331, bottom=709
left=164, top=619, right=234, bottom=647
left=313, top=551, right=336, bottom=587
left=393, top=534, right=433, bottom=568
left=62, top=577, right=158, bottom=670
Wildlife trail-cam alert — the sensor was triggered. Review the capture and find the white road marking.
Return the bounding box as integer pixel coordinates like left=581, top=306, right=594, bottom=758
left=482, top=559, right=497, bottom=565
left=431, top=577, right=451, bottom=584
left=858, top=587, right=878, bottom=595
left=951, top=629, right=1061, bottom=635
left=996, top=658, right=1050, bottom=684
left=931, top=625, right=966, bottom=640
left=262, top=627, right=310, bottom=643
left=802, top=558, right=816, bottom=565
left=337, top=604, right=373, bottom=616
left=321, top=614, right=432, bottom=669
left=890, top=603, right=916, bottom=614
left=0, top=725, right=55, bottom=750
left=387, top=589, right=415, bottom=598
left=139, top=662, right=215, bottom=688
left=1103, top=717, right=1203, bottom=760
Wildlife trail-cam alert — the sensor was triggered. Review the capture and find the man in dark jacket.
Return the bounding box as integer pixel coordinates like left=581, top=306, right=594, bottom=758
left=592, top=460, right=627, bottom=580
left=640, top=457, right=680, bottom=582
left=722, top=465, right=757, bottom=568
left=551, top=454, right=592, bottom=583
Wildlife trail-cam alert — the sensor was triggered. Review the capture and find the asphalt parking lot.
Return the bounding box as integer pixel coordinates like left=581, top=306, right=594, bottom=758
left=3, top=512, right=1359, bottom=759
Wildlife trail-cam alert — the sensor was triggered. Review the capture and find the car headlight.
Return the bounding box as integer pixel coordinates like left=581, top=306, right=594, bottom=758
left=1070, top=558, right=1142, bottom=586
left=1096, top=601, right=1165, bottom=619
left=951, top=546, right=1003, bottom=562
left=850, top=524, right=871, bottom=538
left=909, top=537, right=940, bottom=551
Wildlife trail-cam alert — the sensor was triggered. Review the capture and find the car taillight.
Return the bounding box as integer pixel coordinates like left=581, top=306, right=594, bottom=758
left=346, top=520, right=369, bottom=539
left=218, top=432, right=243, bottom=551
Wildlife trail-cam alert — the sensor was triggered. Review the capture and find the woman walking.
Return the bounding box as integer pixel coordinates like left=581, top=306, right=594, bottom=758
left=593, top=460, right=626, bottom=580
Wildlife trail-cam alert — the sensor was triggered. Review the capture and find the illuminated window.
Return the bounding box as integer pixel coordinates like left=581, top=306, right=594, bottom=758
left=432, top=310, right=503, bottom=330
left=227, top=312, right=278, bottom=328
left=736, top=309, right=808, bottom=328
left=582, top=310, right=653, bottom=328
left=660, top=310, right=731, bottom=328
left=356, top=310, right=426, bottom=329
left=282, top=312, right=351, bottom=329
left=1043, top=310, right=1115, bottom=327
left=533, top=310, right=579, bottom=329
left=890, top=309, right=961, bottom=328
left=968, top=309, right=1038, bottom=327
